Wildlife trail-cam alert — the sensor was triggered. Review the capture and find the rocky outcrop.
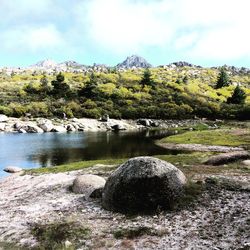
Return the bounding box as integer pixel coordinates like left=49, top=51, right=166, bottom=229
left=19, top=124, right=44, bottom=133
left=242, top=160, right=250, bottom=166
left=0, top=123, right=5, bottom=131
left=37, top=119, right=54, bottom=132
left=0, top=115, right=8, bottom=122
left=116, top=55, right=152, bottom=69
left=4, top=166, right=23, bottom=173
left=158, top=143, right=245, bottom=153
left=51, top=126, right=67, bottom=133
left=72, top=174, right=106, bottom=199
left=205, top=151, right=250, bottom=165
left=102, top=157, right=186, bottom=213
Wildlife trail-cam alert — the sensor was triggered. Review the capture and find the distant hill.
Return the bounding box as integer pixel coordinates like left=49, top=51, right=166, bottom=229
left=116, top=55, right=152, bottom=69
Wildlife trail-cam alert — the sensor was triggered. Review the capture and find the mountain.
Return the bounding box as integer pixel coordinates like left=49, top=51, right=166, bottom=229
left=31, top=59, right=57, bottom=69
left=59, top=61, right=84, bottom=68
left=168, top=61, right=202, bottom=68
left=116, top=55, right=152, bottom=69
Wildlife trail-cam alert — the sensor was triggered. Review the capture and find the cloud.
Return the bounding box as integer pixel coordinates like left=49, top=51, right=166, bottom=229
left=1, top=0, right=250, bottom=65
left=77, top=0, right=250, bottom=62
left=81, top=0, right=173, bottom=53
left=2, top=25, right=65, bottom=52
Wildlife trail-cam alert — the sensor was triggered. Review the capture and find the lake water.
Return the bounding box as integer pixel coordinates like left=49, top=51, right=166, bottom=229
left=0, top=130, right=181, bottom=177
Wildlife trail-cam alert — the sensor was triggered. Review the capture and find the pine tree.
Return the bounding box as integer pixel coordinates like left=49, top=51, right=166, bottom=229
left=227, top=85, right=246, bottom=104
left=78, top=72, right=98, bottom=98
left=51, top=72, right=70, bottom=97
left=140, top=68, right=154, bottom=88
left=215, top=68, right=230, bottom=89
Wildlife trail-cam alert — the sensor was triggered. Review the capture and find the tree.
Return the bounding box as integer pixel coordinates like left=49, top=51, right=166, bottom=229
left=78, top=72, right=98, bottom=98
left=40, top=74, right=51, bottom=93
left=140, top=68, right=154, bottom=88
left=51, top=72, right=70, bottom=97
left=227, top=85, right=246, bottom=104
left=215, top=68, right=230, bottom=89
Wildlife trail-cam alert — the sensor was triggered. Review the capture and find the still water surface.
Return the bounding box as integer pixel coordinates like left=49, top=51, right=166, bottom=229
left=0, top=130, right=180, bottom=177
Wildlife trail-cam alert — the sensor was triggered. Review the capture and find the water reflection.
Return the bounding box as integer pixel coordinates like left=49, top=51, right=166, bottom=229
left=0, top=130, right=181, bottom=176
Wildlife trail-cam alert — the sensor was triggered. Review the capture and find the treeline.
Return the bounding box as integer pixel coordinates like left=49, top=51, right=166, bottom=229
left=0, top=68, right=249, bottom=120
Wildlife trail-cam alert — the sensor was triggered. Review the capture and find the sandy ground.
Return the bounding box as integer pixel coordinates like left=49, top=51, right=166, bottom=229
left=0, top=165, right=249, bottom=250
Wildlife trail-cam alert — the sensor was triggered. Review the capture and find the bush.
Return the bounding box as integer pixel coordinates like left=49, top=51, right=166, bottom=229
left=8, top=103, right=27, bottom=117
left=0, top=105, right=12, bottom=116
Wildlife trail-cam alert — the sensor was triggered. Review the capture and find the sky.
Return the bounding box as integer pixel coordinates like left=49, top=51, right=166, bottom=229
left=1, top=0, right=250, bottom=67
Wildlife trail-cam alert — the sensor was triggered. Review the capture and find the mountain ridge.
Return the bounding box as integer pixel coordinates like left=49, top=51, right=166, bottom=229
left=1, top=56, right=250, bottom=75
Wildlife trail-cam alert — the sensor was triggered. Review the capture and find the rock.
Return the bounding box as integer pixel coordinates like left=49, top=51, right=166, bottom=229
left=18, top=128, right=27, bottom=133
left=151, top=121, right=159, bottom=127
left=137, top=119, right=151, bottom=127
left=101, top=114, right=109, bottom=122
left=102, top=157, right=186, bottom=213
left=111, top=124, right=126, bottom=131
left=205, top=151, right=250, bottom=165
left=66, top=124, right=76, bottom=132
left=0, top=123, right=5, bottom=131
left=37, top=119, right=54, bottom=132
left=116, top=55, right=152, bottom=69
left=72, top=174, right=106, bottom=199
left=13, top=122, right=22, bottom=130
left=51, top=126, right=67, bottom=133
left=0, top=115, right=8, bottom=122
left=242, top=159, right=250, bottom=166
left=4, top=166, right=23, bottom=173
left=20, top=125, right=44, bottom=133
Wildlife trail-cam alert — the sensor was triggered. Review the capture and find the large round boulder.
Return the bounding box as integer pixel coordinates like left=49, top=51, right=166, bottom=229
left=102, top=157, right=186, bottom=213
left=72, top=174, right=106, bottom=199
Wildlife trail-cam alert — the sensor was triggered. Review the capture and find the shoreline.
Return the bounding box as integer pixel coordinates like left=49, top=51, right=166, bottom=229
left=0, top=160, right=249, bottom=249
left=0, top=116, right=203, bottom=133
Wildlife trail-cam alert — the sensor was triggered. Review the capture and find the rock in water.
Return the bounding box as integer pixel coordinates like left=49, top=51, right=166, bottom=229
left=72, top=174, right=106, bottom=199
left=102, top=157, right=186, bottom=213
left=4, top=166, right=23, bottom=173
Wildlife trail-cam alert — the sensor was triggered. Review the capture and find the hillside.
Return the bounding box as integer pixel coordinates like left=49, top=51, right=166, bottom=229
left=0, top=58, right=250, bottom=120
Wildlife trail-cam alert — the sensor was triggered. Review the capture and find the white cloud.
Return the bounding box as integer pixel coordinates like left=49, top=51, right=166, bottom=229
left=76, top=0, right=250, bottom=61
left=2, top=25, right=64, bottom=52
left=1, top=0, right=250, bottom=64
left=82, top=0, right=173, bottom=53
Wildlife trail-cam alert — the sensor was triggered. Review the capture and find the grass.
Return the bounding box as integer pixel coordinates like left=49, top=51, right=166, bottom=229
left=31, top=221, right=90, bottom=250
left=112, top=226, right=167, bottom=239
left=25, top=152, right=213, bottom=175
left=159, top=128, right=250, bottom=147
left=25, top=158, right=125, bottom=174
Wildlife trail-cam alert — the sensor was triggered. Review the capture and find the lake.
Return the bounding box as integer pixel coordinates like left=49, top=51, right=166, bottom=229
left=0, top=130, right=181, bottom=177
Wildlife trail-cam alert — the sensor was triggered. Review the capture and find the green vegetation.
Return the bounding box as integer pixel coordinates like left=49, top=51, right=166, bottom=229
left=31, top=221, right=90, bottom=249
left=215, top=68, right=230, bottom=89
left=113, top=226, right=167, bottom=239
left=160, top=129, right=250, bottom=146
left=25, top=158, right=124, bottom=174
left=25, top=152, right=214, bottom=175
left=227, top=85, right=246, bottom=104
left=0, top=66, right=249, bottom=120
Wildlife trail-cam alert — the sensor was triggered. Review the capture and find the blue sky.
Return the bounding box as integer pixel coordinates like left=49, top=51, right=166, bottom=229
left=1, top=0, right=250, bottom=67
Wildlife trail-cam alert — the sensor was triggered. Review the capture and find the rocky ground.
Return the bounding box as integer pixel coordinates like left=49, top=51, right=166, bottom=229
left=0, top=163, right=249, bottom=250
left=0, top=115, right=202, bottom=133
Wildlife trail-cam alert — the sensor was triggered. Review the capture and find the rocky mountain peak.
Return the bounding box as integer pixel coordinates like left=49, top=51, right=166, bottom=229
left=116, top=55, right=152, bottom=69
left=31, top=59, right=57, bottom=69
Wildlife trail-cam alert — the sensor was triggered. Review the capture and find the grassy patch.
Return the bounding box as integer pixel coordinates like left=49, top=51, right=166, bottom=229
left=113, top=226, right=167, bottom=239
left=174, top=180, right=204, bottom=210
left=0, top=242, right=26, bottom=250
left=25, top=152, right=213, bottom=175
left=31, top=221, right=90, bottom=249
left=160, top=129, right=250, bottom=146
left=25, top=158, right=124, bottom=174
